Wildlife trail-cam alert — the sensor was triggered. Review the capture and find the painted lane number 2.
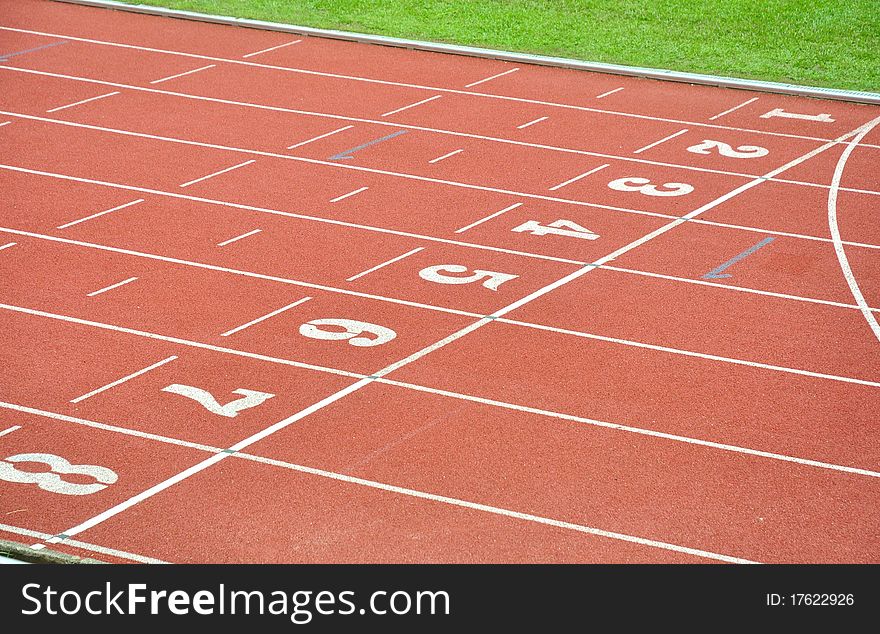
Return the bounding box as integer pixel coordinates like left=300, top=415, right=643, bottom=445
left=608, top=177, right=694, bottom=197
left=686, top=140, right=769, bottom=159
left=0, top=453, right=118, bottom=496
left=419, top=265, right=518, bottom=290
left=161, top=385, right=275, bottom=418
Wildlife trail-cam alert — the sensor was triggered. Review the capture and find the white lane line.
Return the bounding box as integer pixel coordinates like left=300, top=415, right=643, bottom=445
left=46, top=91, right=119, bottom=113
left=548, top=164, right=609, bottom=191
left=220, top=296, right=312, bottom=337
left=0, top=121, right=11, bottom=128
left=454, top=202, right=523, bottom=234
left=381, top=95, right=442, bottom=117
left=330, top=186, right=368, bottom=202
left=595, top=87, right=624, bottom=99
left=242, top=39, right=301, bottom=59
left=710, top=97, right=759, bottom=121
left=0, top=400, right=750, bottom=563
left=0, top=520, right=166, bottom=564
left=4, top=305, right=879, bottom=480
left=287, top=124, right=353, bottom=149
left=3, top=29, right=878, bottom=150
left=516, top=116, right=548, bottom=130
left=827, top=115, right=880, bottom=343
left=0, top=242, right=16, bottom=251
left=377, top=379, right=880, bottom=479
left=149, top=64, right=215, bottom=84
left=56, top=198, right=144, bottom=229
left=216, top=228, right=261, bottom=247
left=179, top=159, right=255, bottom=188
left=633, top=129, right=689, bottom=154
left=0, top=425, right=22, bottom=438
left=464, top=67, right=519, bottom=88
left=428, top=148, right=463, bottom=164
left=346, top=247, right=424, bottom=282
left=5, top=84, right=880, bottom=199
left=70, top=355, right=178, bottom=404
left=604, top=264, right=880, bottom=313
left=86, top=276, right=138, bottom=297
left=238, top=453, right=754, bottom=564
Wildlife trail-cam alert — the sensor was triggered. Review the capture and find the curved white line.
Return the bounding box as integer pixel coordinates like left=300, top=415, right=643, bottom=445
left=828, top=116, right=880, bottom=343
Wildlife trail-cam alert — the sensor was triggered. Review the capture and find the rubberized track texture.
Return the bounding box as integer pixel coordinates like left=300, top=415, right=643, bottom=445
left=0, top=0, right=878, bottom=564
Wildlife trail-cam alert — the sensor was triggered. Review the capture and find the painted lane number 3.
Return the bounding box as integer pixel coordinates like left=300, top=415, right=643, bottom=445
left=608, top=177, right=694, bottom=197
left=0, top=453, right=118, bottom=496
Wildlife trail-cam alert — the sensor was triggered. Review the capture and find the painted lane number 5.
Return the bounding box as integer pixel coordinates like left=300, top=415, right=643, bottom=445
left=419, top=265, right=518, bottom=290
left=0, top=453, right=118, bottom=496
left=608, top=177, right=694, bottom=197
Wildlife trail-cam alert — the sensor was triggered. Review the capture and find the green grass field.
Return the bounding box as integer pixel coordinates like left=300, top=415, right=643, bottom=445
left=116, top=0, right=880, bottom=92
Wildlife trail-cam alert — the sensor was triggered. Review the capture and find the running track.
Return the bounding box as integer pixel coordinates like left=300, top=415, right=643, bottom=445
left=0, top=0, right=878, bottom=564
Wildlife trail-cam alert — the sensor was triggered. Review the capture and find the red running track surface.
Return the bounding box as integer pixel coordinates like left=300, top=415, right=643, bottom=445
left=0, top=0, right=878, bottom=564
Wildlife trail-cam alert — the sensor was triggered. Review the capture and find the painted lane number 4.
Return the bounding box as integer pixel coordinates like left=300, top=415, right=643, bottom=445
left=0, top=453, right=118, bottom=496
left=511, top=219, right=599, bottom=240
left=419, top=265, right=518, bottom=290
left=686, top=140, right=769, bottom=159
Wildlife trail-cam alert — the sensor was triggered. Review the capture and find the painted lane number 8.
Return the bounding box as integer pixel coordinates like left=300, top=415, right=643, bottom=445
left=419, top=265, right=518, bottom=291
left=0, top=453, right=118, bottom=496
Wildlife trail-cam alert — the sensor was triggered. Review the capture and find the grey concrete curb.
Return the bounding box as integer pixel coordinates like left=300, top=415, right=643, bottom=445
left=55, top=0, right=880, bottom=105
left=0, top=538, right=105, bottom=564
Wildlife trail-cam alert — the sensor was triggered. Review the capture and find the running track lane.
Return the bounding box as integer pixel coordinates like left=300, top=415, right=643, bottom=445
left=0, top=0, right=878, bottom=564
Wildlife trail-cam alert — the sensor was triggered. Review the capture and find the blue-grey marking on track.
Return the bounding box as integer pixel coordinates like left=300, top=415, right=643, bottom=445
left=702, top=237, right=775, bottom=279
left=329, top=130, right=407, bottom=160
left=0, top=40, right=68, bottom=61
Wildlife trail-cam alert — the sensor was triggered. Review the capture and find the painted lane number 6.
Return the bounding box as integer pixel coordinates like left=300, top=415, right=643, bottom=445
left=299, top=318, right=397, bottom=347
left=419, top=265, right=518, bottom=291
left=608, top=177, right=693, bottom=197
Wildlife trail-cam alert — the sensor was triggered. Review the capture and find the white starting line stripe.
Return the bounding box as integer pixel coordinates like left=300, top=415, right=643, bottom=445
left=70, top=355, right=178, bottom=404
left=548, top=164, right=609, bottom=191
left=710, top=97, right=759, bottom=121
left=46, top=91, right=119, bottom=113
left=455, top=202, right=523, bottom=233
left=330, top=186, right=368, bottom=202
left=516, top=116, right=548, bottom=129
left=217, top=228, right=262, bottom=247
left=242, top=39, right=301, bottom=59
left=464, top=67, right=519, bottom=88
left=221, top=296, right=312, bottom=337
left=0, top=425, right=22, bottom=438
left=381, top=95, right=442, bottom=117
left=86, top=276, right=138, bottom=297
left=179, top=159, right=256, bottom=188
left=346, top=247, right=425, bottom=282
left=595, top=87, right=624, bottom=99
left=287, top=124, right=354, bottom=149
left=633, top=129, right=689, bottom=154
left=0, top=242, right=16, bottom=252
left=56, top=198, right=145, bottom=229
left=0, top=121, right=11, bottom=128
left=149, top=64, right=216, bottom=85
left=428, top=148, right=463, bottom=164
